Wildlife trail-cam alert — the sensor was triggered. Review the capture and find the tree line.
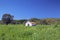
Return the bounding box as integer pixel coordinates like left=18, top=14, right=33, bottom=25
left=0, top=13, right=60, bottom=25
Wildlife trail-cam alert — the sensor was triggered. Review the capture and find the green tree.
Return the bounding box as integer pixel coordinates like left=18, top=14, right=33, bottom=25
left=2, top=13, right=14, bottom=25
left=29, top=18, right=40, bottom=24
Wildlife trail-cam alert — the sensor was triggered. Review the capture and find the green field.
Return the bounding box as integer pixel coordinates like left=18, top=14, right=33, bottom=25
left=0, top=24, right=60, bottom=40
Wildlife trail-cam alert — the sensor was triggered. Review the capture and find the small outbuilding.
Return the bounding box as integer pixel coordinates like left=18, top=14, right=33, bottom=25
left=25, top=21, right=36, bottom=26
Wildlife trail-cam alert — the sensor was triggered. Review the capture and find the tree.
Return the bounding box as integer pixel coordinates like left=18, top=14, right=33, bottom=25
left=15, top=19, right=27, bottom=24
left=29, top=18, right=40, bottom=24
left=2, top=13, right=14, bottom=25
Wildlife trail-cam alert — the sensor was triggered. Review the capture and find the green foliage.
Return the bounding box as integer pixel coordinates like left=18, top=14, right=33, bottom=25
left=2, top=13, right=14, bottom=25
left=0, top=24, right=60, bottom=40
left=14, top=19, right=27, bottom=24
left=29, top=18, right=40, bottom=24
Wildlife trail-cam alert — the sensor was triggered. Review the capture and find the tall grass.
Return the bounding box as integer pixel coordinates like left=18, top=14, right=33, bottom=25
left=0, top=24, right=60, bottom=40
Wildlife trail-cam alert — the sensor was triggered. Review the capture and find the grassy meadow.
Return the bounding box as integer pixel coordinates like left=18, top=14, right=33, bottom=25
left=0, top=24, right=60, bottom=40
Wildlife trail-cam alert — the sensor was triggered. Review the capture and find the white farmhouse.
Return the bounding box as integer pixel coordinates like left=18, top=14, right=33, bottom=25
left=25, top=21, right=36, bottom=26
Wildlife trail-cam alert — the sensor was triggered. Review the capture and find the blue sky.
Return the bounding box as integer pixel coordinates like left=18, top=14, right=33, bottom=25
left=0, top=0, right=60, bottom=20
